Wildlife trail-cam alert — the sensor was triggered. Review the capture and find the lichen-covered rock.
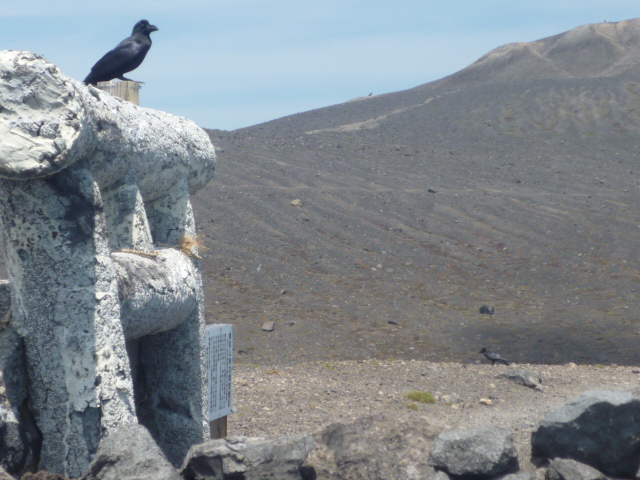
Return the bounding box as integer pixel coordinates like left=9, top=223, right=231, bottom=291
left=0, top=50, right=216, bottom=477
left=531, top=390, right=640, bottom=477
left=0, top=50, right=215, bottom=198
left=428, top=426, right=519, bottom=478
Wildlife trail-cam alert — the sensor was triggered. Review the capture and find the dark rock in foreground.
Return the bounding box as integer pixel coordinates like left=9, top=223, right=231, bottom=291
left=531, top=390, right=640, bottom=477
left=546, top=458, right=608, bottom=480
left=180, top=433, right=314, bottom=480
left=429, top=426, right=519, bottom=478
left=307, top=412, right=445, bottom=480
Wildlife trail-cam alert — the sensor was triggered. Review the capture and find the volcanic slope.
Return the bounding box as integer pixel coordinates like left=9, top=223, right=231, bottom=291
left=197, top=18, right=640, bottom=366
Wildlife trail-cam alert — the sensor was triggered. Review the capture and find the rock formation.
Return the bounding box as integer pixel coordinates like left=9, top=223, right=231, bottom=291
left=0, top=50, right=215, bottom=477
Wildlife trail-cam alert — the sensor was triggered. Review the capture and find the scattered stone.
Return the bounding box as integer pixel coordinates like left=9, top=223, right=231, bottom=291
left=0, top=466, right=12, bottom=480
left=308, top=412, right=445, bottom=480
left=80, top=424, right=181, bottom=480
left=479, top=398, right=493, bottom=405
left=180, top=433, right=314, bottom=480
left=261, top=321, right=276, bottom=332
left=439, top=394, right=464, bottom=408
left=546, top=458, right=608, bottom=480
left=290, top=199, right=302, bottom=207
left=426, top=469, right=451, bottom=480
left=500, top=369, right=542, bottom=389
left=429, top=426, right=519, bottom=478
left=531, top=390, right=640, bottom=478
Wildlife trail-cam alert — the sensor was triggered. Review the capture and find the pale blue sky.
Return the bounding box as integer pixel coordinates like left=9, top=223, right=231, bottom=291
left=4, top=1, right=639, bottom=130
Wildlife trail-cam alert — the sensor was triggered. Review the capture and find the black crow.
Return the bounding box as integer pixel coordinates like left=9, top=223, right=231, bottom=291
left=479, top=348, right=509, bottom=365
left=83, top=20, right=158, bottom=85
left=479, top=305, right=495, bottom=315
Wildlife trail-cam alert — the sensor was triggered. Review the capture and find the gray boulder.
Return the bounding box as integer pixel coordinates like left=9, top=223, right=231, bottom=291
left=307, top=412, right=446, bottom=480
left=546, top=458, right=608, bottom=480
left=180, top=433, right=314, bottom=480
left=429, top=426, right=519, bottom=478
left=531, top=390, right=640, bottom=477
left=499, top=370, right=542, bottom=389
left=80, top=424, right=181, bottom=480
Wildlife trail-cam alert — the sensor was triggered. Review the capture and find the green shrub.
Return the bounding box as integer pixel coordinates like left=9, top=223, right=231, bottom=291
left=404, top=391, right=436, bottom=404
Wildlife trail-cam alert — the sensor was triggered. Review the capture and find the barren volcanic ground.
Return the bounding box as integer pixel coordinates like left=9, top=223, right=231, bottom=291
left=195, top=19, right=640, bottom=367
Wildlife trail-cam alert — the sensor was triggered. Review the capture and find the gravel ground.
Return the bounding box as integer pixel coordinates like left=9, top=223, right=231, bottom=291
left=228, top=360, right=640, bottom=471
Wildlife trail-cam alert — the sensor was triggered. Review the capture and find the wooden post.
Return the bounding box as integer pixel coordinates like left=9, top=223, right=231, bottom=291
left=96, top=80, right=141, bottom=105
left=209, top=417, right=228, bottom=439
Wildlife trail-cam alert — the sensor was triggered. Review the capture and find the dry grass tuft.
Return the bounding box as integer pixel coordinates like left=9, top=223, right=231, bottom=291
left=178, top=235, right=206, bottom=259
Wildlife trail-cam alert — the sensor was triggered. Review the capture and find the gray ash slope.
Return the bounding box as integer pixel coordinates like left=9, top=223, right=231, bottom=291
left=197, top=19, right=640, bottom=366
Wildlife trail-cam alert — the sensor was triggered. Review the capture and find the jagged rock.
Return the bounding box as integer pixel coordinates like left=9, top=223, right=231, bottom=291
left=428, top=426, right=519, bottom=478
left=546, top=458, right=608, bottom=480
left=180, top=433, right=314, bottom=480
left=499, top=369, right=542, bottom=389
left=531, top=390, right=640, bottom=477
left=307, top=412, right=446, bottom=480
left=0, top=326, right=39, bottom=476
left=80, top=424, right=181, bottom=480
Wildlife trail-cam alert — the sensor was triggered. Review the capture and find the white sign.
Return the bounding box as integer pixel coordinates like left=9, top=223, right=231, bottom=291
left=205, top=324, right=233, bottom=421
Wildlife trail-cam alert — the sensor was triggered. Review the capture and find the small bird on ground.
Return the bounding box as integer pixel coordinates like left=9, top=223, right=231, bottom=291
left=479, top=347, right=509, bottom=365
left=479, top=305, right=495, bottom=315
left=83, top=19, right=158, bottom=85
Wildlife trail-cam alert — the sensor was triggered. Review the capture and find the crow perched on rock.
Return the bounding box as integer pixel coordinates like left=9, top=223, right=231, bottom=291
left=479, top=348, right=509, bottom=365
left=83, top=19, right=158, bottom=85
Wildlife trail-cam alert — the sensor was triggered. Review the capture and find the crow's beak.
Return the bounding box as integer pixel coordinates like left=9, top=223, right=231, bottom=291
left=149, top=25, right=159, bottom=32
